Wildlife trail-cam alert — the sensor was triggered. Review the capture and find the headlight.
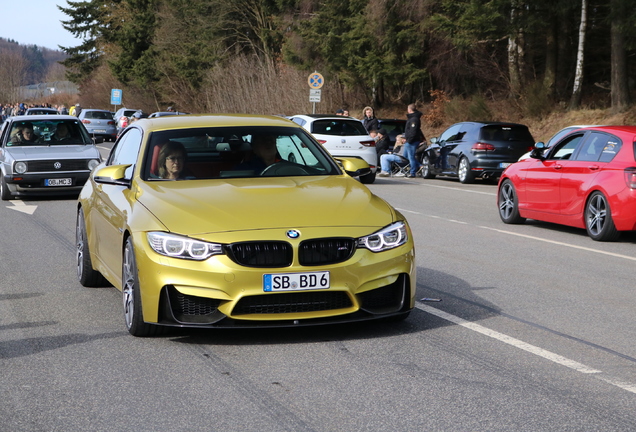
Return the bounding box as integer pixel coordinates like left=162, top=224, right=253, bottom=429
left=358, top=221, right=408, bottom=252
left=147, top=232, right=223, bottom=260
left=14, top=162, right=27, bottom=174
left=88, top=159, right=100, bottom=170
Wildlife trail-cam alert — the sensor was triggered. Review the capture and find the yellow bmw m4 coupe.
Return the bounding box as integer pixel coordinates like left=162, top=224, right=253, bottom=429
left=76, top=114, right=416, bottom=336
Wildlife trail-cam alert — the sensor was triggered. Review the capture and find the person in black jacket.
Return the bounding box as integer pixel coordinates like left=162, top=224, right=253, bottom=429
left=403, top=103, right=424, bottom=177
left=375, top=128, right=391, bottom=159
left=361, top=106, right=379, bottom=133
left=404, top=104, right=424, bottom=178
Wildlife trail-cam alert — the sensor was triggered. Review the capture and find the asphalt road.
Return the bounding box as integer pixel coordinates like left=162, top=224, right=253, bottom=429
left=1, top=162, right=635, bottom=431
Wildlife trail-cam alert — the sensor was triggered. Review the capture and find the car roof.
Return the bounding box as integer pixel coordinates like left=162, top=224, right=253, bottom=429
left=26, top=107, right=58, bottom=112
left=127, top=114, right=298, bottom=131
left=580, top=125, right=636, bottom=135
left=8, top=114, right=79, bottom=121
left=457, top=121, right=529, bottom=127
left=82, top=108, right=111, bottom=112
left=291, top=114, right=362, bottom=121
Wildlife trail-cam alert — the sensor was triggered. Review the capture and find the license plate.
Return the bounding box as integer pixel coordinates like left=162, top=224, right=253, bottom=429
left=499, top=162, right=512, bottom=168
left=93, top=129, right=106, bottom=133
left=45, top=178, right=72, bottom=186
left=263, top=271, right=330, bottom=292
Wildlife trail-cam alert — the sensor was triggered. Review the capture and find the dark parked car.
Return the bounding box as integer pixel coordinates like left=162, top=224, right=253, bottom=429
left=376, top=119, right=407, bottom=147
left=421, top=121, right=535, bottom=183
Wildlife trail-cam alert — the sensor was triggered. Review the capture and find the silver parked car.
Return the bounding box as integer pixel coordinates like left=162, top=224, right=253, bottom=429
left=78, top=109, right=118, bottom=141
left=0, top=115, right=102, bottom=200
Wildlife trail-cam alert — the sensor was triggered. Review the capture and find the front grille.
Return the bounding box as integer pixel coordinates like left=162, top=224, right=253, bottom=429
left=233, top=291, right=352, bottom=315
left=299, top=238, right=356, bottom=266
left=26, top=159, right=90, bottom=173
left=226, top=241, right=292, bottom=267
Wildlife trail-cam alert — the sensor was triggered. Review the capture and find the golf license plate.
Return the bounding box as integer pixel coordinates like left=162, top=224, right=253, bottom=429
left=499, top=162, right=512, bottom=168
left=263, top=271, right=330, bottom=292
left=45, top=178, right=72, bottom=186
left=93, top=129, right=106, bottom=133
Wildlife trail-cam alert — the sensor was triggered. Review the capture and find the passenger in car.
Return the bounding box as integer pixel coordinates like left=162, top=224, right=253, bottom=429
left=158, top=141, right=188, bottom=180
left=11, top=124, right=39, bottom=144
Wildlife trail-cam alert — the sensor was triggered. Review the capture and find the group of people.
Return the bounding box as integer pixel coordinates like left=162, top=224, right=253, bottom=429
left=359, top=103, right=427, bottom=178
left=1, top=103, right=74, bottom=122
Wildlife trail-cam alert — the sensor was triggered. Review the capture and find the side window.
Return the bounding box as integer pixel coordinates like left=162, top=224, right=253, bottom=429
left=291, top=118, right=305, bottom=127
left=108, top=128, right=143, bottom=178
left=573, top=133, right=607, bottom=162
left=598, top=136, right=622, bottom=163
left=548, top=134, right=584, bottom=160
left=439, top=124, right=462, bottom=143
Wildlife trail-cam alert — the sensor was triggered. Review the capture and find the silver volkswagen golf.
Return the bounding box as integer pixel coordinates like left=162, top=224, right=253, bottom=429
left=0, top=115, right=102, bottom=200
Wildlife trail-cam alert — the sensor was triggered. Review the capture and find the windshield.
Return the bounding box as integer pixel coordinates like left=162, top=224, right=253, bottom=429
left=143, top=126, right=341, bottom=180
left=7, top=119, right=92, bottom=146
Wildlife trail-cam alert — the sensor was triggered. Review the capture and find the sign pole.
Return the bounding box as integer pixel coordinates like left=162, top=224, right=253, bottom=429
left=307, top=72, right=324, bottom=114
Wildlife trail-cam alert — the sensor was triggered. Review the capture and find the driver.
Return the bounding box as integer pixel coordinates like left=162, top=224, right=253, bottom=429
left=235, top=135, right=281, bottom=174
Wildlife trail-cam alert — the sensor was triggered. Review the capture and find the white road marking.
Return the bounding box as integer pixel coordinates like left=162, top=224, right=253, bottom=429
left=400, top=194, right=636, bottom=393
left=416, top=303, right=636, bottom=394
left=7, top=200, right=37, bottom=215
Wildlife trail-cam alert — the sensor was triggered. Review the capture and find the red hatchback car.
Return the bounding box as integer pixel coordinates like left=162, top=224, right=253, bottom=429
left=498, top=126, right=636, bottom=241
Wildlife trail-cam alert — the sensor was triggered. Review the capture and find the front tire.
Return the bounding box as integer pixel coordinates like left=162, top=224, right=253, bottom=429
left=585, top=191, right=620, bottom=241
left=1, top=175, right=12, bottom=200
left=498, top=179, right=525, bottom=224
left=76, top=208, right=108, bottom=287
left=122, top=238, right=162, bottom=336
left=421, top=155, right=436, bottom=179
left=457, top=157, right=475, bottom=183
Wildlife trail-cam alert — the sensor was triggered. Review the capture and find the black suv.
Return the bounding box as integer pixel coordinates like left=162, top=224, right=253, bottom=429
left=421, top=121, right=535, bottom=183
left=376, top=119, right=407, bottom=147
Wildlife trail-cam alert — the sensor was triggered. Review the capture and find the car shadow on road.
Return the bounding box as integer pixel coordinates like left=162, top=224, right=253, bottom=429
left=168, top=266, right=501, bottom=346
left=522, top=219, right=636, bottom=244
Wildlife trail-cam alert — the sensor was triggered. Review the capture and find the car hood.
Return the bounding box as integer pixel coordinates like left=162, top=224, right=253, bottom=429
left=6, top=145, right=100, bottom=160
left=136, top=176, right=395, bottom=235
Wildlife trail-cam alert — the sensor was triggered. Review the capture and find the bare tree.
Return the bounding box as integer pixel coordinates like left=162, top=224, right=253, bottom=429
left=0, top=49, right=28, bottom=102
left=569, top=0, right=587, bottom=110
left=507, top=1, right=526, bottom=98
left=610, top=0, right=631, bottom=113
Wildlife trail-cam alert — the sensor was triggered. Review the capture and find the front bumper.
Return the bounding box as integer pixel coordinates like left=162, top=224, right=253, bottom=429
left=131, top=230, right=416, bottom=328
left=4, top=172, right=90, bottom=196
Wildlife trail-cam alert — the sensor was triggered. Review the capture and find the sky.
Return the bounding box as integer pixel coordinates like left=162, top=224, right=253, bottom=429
left=0, top=1, right=81, bottom=50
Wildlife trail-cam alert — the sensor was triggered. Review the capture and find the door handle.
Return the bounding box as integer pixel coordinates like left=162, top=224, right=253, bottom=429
left=588, top=165, right=599, bottom=171
left=554, top=164, right=562, bottom=170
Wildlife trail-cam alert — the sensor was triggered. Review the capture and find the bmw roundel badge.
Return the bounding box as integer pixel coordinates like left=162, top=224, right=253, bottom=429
left=286, top=229, right=301, bottom=239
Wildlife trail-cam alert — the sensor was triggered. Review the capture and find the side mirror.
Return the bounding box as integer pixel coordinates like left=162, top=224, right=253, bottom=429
left=334, top=157, right=371, bottom=178
left=529, top=142, right=547, bottom=160
left=93, top=164, right=132, bottom=186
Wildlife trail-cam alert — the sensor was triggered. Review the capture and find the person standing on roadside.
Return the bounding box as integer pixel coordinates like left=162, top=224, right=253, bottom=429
left=361, top=106, right=378, bottom=133
left=404, top=103, right=424, bottom=178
